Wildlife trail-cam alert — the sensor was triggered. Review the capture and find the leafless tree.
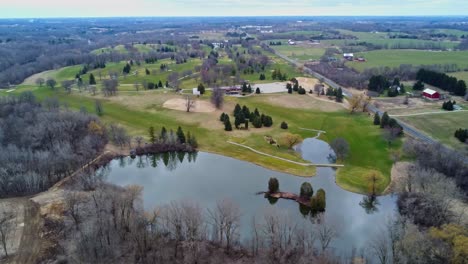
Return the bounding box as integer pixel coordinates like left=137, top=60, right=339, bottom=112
left=61, top=80, right=75, bottom=94
left=65, top=191, right=84, bottom=228
left=314, top=84, right=324, bottom=96
left=369, top=230, right=390, bottom=264
left=0, top=208, right=15, bottom=258
left=211, top=87, right=224, bottom=109
left=134, top=82, right=140, bottom=91
left=314, top=214, right=338, bottom=253
left=35, top=77, right=45, bottom=87
left=207, top=199, right=241, bottom=252
left=185, top=95, right=195, bottom=112
left=330, top=137, right=349, bottom=161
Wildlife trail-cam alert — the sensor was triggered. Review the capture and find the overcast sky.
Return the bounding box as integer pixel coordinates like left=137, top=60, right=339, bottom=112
left=0, top=0, right=466, bottom=18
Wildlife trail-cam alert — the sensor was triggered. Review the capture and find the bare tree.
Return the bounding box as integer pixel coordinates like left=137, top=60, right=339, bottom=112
left=211, top=87, right=224, bottom=109
left=349, top=94, right=364, bottom=113
left=134, top=82, right=140, bottom=92
left=207, top=199, right=241, bottom=252
left=0, top=208, right=15, bottom=258
left=65, top=191, right=84, bottom=228
left=314, top=84, right=324, bottom=96
left=35, top=77, right=45, bottom=87
left=330, top=137, right=349, bottom=161
left=369, top=231, right=390, bottom=264
left=185, top=95, right=195, bottom=112
left=314, top=214, right=338, bottom=253
left=61, top=80, right=75, bottom=94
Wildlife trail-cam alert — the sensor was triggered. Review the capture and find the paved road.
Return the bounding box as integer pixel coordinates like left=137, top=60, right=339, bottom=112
left=274, top=51, right=437, bottom=144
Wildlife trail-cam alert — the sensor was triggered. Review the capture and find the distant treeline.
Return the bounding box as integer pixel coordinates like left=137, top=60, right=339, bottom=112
left=417, top=69, right=467, bottom=96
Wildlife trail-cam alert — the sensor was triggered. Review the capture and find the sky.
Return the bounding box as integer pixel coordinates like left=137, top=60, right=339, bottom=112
left=0, top=0, right=467, bottom=18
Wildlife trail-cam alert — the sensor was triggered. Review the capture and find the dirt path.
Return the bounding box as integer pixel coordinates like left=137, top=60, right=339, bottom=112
left=10, top=200, right=41, bottom=264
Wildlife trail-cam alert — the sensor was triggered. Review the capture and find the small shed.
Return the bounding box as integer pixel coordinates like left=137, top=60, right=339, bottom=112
left=422, top=88, right=440, bottom=100
left=192, top=88, right=201, bottom=95
left=343, top=53, right=354, bottom=61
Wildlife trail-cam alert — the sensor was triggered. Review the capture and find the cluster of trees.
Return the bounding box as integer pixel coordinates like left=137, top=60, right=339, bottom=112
left=286, top=78, right=306, bottom=94
left=368, top=76, right=406, bottom=96
left=442, top=100, right=457, bottom=111
left=325, top=87, right=344, bottom=102
left=144, top=57, right=158, bottom=64
left=271, top=68, right=288, bottom=81
left=241, top=82, right=253, bottom=93
left=0, top=92, right=108, bottom=197
left=219, top=113, right=233, bottom=131
left=454, top=128, right=468, bottom=143
left=259, top=73, right=266, bottom=80
left=417, top=69, right=467, bottom=96
left=237, top=104, right=273, bottom=129
left=374, top=112, right=404, bottom=145
left=412, top=80, right=425, bottom=90
left=269, top=41, right=282, bottom=46
left=144, top=126, right=198, bottom=154
left=384, top=139, right=468, bottom=263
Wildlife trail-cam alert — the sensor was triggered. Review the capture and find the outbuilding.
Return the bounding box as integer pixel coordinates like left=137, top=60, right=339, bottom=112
left=422, top=88, right=440, bottom=100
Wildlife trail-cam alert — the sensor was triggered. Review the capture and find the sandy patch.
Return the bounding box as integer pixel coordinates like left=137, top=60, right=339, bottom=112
left=163, top=98, right=216, bottom=113
left=295, top=77, right=321, bottom=90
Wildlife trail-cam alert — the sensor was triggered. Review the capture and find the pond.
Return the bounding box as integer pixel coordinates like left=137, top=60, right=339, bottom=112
left=101, top=138, right=397, bottom=256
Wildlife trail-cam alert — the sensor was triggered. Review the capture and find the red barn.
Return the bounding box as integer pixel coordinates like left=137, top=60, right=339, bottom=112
left=422, top=88, right=440, bottom=100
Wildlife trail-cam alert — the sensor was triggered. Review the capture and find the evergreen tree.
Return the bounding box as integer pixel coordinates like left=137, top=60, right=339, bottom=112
left=300, top=182, right=314, bottom=199
left=336, top=87, right=344, bottom=102
left=373, top=113, right=381, bottom=125
left=158, top=80, right=163, bottom=88
left=224, top=117, right=232, bottom=131
left=176, top=126, right=186, bottom=144
left=234, top=104, right=242, bottom=117
left=145, top=68, right=150, bottom=75
left=413, top=80, right=425, bottom=91
left=165, top=80, right=169, bottom=88
left=256, top=87, right=261, bottom=94
left=254, top=108, right=260, bottom=116
left=252, top=116, right=263, bottom=128
left=149, top=126, right=156, bottom=144
left=280, top=121, right=288, bottom=129
left=160, top=126, right=167, bottom=142
left=89, top=73, right=96, bottom=85
left=259, top=73, right=266, bottom=80
left=197, top=83, right=206, bottom=94
left=268, top=177, right=279, bottom=193
left=220, top=112, right=226, bottom=122
left=380, top=112, right=390, bottom=128
left=242, top=105, right=250, bottom=119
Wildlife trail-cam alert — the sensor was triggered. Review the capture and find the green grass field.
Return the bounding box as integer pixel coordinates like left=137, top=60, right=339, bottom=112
left=347, top=50, right=468, bottom=72
left=271, top=45, right=325, bottom=62
left=91, top=44, right=128, bottom=55
left=400, top=112, right=468, bottom=151
left=449, top=71, right=468, bottom=83
left=323, top=38, right=458, bottom=50
left=6, top=80, right=399, bottom=194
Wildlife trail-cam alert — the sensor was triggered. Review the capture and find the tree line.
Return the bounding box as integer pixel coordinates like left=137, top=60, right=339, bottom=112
left=220, top=104, right=273, bottom=131
left=416, top=68, right=467, bottom=96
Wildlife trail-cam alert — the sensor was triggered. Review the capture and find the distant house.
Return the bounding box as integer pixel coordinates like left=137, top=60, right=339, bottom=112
left=288, top=39, right=296, bottom=45
left=422, top=88, right=440, bottom=100
left=192, top=88, right=200, bottom=96
left=343, top=53, right=354, bottom=61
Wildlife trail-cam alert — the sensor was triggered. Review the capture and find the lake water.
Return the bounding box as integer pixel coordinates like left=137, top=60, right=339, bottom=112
left=101, top=138, right=397, bottom=255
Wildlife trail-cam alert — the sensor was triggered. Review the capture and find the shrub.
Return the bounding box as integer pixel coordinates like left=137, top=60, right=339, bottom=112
left=373, top=113, right=380, bottom=125
left=280, top=121, right=288, bottom=129
left=268, top=177, right=279, bottom=193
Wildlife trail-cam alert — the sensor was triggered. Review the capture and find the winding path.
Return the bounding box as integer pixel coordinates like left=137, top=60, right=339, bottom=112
left=226, top=141, right=343, bottom=168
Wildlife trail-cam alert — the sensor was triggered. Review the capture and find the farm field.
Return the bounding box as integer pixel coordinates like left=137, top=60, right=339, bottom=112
left=400, top=112, right=468, bottom=151
left=323, top=38, right=458, bottom=50
left=347, top=49, right=468, bottom=72
left=449, top=71, right=468, bottom=83
left=271, top=45, right=326, bottom=62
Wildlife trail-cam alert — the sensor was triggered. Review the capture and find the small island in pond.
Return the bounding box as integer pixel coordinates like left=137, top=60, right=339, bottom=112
left=258, top=178, right=326, bottom=214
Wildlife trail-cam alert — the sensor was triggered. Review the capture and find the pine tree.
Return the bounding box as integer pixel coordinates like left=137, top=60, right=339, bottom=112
left=252, top=116, right=262, bottom=128
left=220, top=112, right=226, bottom=122
left=380, top=112, right=390, bottom=128
left=89, top=73, right=96, bottom=85
left=242, top=105, right=250, bottom=119
left=256, top=87, right=261, bottom=94
left=145, top=68, right=150, bottom=75
left=373, top=113, right=381, bottom=125
left=336, top=88, right=344, bottom=102
left=160, top=127, right=167, bottom=142
left=234, top=104, right=242, bottom=117
left=197, top=83, right=205, bottom=94
left=224, top=118, right=232, bottom=131
left=176, top=126, right=186, bottom=144
left=158, top=80, right=163, bottom=88
left=149, top=126, right=156, bottom=144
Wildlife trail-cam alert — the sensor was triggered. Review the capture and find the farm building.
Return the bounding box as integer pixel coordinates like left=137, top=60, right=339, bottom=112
left=422, top=88, right=440, bottom=100
left=343, top=53, right=354, bottom=61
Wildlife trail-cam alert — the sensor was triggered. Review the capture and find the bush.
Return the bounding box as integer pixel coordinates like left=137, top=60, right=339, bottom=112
left=268, top=177, right=279, bottom=193
left=252, top=116, right=262, bottom=128
left=310, top=189, right=326, bottom=213
left=280, top=121, right=288, bottom=129
left=300, top=182, right=313, bottom=199
left=454, top=128, right=468, bottom=142
left=373, top=113, right=380, bottom=125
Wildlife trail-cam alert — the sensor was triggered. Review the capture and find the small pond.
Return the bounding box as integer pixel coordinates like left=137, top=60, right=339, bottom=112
left=101, top=138, right=397, bottom=255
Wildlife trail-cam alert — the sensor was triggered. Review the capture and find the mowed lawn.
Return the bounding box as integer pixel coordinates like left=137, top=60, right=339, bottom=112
left=347, top=50, right=468, bottom=72
left=400, top=112, right=468, bottom=151
left=6, top=82, right=398, bottom=195
left=449, top=71, right=468, bottom=84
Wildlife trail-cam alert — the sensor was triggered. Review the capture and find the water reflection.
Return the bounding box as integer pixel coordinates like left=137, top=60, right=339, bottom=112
left=101, top=140, right=397, bottom=256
